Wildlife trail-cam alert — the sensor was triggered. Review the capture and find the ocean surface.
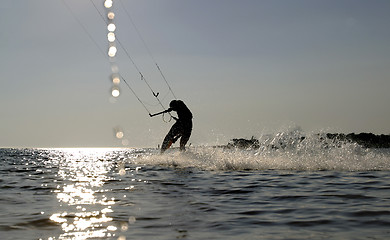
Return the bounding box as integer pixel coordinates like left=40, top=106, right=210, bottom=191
left=1, top=134, right=390, bottom=240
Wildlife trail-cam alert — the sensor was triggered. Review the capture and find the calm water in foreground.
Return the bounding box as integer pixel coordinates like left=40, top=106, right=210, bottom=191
left=1, top=143, right=390, bottom=239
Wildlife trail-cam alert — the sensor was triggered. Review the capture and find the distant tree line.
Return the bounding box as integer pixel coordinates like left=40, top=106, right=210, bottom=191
left=325, top=133, right=390, bottom=148
left=226, top=133, right=390, bottom=149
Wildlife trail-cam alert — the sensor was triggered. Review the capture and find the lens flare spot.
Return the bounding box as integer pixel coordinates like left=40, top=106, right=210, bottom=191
left=121, top=139, right=129, bottom=146
left=119, top=168, right=126, bottom=175
left=109, top=96, right=117, bottom=103
left=112, top=76, right=120, bottom=85
left=107, top=32, right=115, bottom=42
left=111, top=87, right=120, bottom=98
left=108, top=46, right=117, bottom=57
left=120, top=222, right=128, bottom=231
left=128, top=216, right=136, bottom=224
left=107, top=23, right=116, bottom=32
left=107, top=12, right=115, bottom=20
left=116, top=131, right=124, bottom=139
left=104, top=0, right=113, bottom=8
left=111, top=64, right=119, bottom=73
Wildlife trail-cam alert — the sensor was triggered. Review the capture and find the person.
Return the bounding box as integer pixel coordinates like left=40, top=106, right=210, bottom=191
left=160, top=100, right=193, bottom=153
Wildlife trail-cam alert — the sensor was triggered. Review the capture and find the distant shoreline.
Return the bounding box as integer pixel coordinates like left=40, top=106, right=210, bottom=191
left=323, top=133, right=390, bottom=148
left=226, top=133, right=390, bottom=149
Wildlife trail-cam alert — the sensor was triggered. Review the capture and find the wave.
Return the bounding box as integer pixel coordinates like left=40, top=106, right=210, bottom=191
left=138, top=130, right=390, bottom=171
left=0, top=217, right=59, bottom=231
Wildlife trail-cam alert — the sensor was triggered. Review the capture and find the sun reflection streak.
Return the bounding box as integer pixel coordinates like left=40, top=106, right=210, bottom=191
left=49, top=148, right=120, bottom=239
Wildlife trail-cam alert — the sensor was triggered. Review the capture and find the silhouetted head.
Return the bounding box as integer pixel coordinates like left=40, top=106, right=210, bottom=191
left=169, top=100, right=178, bottom=109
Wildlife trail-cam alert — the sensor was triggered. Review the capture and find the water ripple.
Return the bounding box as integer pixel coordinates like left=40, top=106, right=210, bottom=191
left=1, top=148, right=390, bottom=240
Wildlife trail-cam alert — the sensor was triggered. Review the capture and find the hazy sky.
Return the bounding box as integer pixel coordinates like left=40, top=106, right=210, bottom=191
left=1, top=0, right=389, bottom=148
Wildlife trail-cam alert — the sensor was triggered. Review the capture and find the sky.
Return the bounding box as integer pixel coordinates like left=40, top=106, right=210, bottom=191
left=1, top=0, right=389, bottom=148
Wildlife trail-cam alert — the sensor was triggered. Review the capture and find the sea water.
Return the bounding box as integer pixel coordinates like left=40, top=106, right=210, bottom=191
left=1, top=133, right=390, bottom=240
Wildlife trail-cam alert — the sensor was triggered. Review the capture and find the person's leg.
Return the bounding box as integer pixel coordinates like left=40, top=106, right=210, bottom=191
left=161, top=123, right=181, bottom=153
left=179, top=134, right=190, bottom=151
left=179, top=121, right=192, bottom=151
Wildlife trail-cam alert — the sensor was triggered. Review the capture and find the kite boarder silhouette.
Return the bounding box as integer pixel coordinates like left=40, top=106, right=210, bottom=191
left=150, top=100, right=193, bottom=153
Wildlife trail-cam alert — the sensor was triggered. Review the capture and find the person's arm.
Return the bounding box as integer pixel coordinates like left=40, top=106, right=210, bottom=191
left=149, top=108, right=172, bottom=117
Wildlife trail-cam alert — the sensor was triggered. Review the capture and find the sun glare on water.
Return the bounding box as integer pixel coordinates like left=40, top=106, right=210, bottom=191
left=48, top=148, right=133, bottom=239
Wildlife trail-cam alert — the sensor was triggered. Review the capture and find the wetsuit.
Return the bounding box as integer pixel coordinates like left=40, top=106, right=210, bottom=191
left=161, top=100, right=193, bottom=153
